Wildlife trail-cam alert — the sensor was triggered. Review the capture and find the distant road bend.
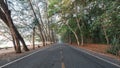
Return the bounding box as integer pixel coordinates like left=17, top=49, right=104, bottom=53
left=0, top=43, right=120, bottom=68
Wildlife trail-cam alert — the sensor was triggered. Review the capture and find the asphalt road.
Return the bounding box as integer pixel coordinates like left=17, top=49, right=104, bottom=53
left=0, top=43, right=120, bottom=68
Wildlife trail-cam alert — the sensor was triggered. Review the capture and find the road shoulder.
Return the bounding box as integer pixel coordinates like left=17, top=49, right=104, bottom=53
left=68, top=44, right=120, bottom=67
left=0, top=46, right=49, bottom=66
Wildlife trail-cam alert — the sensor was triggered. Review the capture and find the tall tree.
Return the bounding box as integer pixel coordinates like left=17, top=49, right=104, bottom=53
left=28, top=0, right=46, bottom=46
left=0, top=0, right=29, bottom=53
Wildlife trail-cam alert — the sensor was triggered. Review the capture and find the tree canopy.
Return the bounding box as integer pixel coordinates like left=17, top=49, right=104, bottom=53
left=0, top=0, right=120, bottom=55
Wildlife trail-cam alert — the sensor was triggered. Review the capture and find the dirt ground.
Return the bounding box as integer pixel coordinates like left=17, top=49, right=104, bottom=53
left=0, top=45, right=43, bottom=60
left=71, top=43, right=120, bottom=60
left=0, top=43, right=119, bottom=63
left=0, top=42, right=52, bottom=62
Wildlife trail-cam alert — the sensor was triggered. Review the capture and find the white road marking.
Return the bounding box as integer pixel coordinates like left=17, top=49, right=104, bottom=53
left=0, top=47, right=49, bottom=68
left=71, top=46, right=120, bottom=68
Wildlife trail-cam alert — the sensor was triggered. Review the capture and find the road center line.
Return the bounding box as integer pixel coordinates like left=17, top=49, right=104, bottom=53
left=60, top=46, right=65, bottom=68
left=61, top=62, right=65, bottom=68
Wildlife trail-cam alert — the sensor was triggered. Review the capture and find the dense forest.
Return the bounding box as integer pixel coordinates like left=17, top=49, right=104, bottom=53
left=48, top=0, right=120, bottom=55
left=0, top=0, right=120, bottom=55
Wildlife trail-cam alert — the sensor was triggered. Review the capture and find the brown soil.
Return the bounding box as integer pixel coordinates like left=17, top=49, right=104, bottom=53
left=0, top=52, right=25, bottom=60
left=71, top=43, right=120, bottom=60
left=0, top=45, right=45, bottom=60
left=80, top=44, right=108, bottom=53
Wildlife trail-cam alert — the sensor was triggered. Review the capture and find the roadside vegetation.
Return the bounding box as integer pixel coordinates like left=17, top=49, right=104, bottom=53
left=0, top=0, right=120, bottom=57
left=48, top=0, right=120, bottom=56
left=0, top=0, right=56, bottom=53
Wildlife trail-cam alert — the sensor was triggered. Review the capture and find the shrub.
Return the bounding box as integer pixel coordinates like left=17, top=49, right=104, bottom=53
left=107, top=37, right=120, bottom=55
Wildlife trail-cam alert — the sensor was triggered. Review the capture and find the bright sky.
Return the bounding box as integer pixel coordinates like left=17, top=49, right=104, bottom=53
left=0, top=0, right=47, bottom=47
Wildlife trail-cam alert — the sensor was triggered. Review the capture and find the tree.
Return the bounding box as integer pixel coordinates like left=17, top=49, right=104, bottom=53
left=0, top=0, right=29, bottom=53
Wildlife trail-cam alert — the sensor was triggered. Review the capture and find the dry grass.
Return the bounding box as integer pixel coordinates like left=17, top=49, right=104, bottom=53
left=71, top=43, right=120, bottom=60
left=80, top=44, right=108, bottom=53
left=0, top=45, right=44, bottom=60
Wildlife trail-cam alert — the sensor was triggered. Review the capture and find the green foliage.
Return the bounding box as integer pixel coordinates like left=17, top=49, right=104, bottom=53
left=47, top=0, right=120, bottom=55
left=107, top=37, right=120, bottom=55
left=32, top=18, right=39, bottom=28
left=48, top=0, right=61, bottom=17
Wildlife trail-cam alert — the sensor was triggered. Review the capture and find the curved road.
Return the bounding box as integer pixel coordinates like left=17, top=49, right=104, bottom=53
left=0, top=43, right=120, bottom=68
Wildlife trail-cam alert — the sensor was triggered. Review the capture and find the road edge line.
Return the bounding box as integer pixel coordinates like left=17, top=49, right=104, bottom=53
left=0, top=47, right=49, bottom=68
left=70, top=46, right=120, bottom=68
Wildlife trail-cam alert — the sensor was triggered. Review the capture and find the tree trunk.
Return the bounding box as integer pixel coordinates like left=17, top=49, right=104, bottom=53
left=29, top=0, right=46, bottom=46
left=66, top=24, right=80, bottom=46
left=14, top=25, right=29, bottom=51
left=45, top=2, right=53, bottom=43
left=68, top=31, right=72, bottom=44
left=32, top=27, right=35, bottom=49
left=12, top=36, right=16, bottom=51
left=0, top=0, right=29, bottom=53
left=7, top=15, right=22, bottom=53
left=102, top=26, right=109, bottom=44
left=74, top=2, right=84, bottom=46
left=51, top=29, right=55, bottom=43
left=76, top=21, right=84, bottom=46
left=37, top=26, right=46, bottom=46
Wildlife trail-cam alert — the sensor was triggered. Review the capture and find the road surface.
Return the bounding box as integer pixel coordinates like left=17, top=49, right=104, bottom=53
left=0, top=43, right=120, bottom=68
